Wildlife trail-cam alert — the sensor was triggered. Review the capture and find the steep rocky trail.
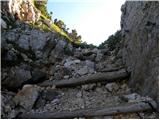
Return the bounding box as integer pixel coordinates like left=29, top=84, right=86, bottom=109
left=1, top=21, right=158, bottom=119
left=1, top=0, right=159, bottom=119
left=17, top=77, right=157, bottom=119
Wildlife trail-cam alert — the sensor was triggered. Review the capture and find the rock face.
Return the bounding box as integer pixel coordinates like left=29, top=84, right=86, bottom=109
left=121, top=1, right=159, bottom=102
left=8, top=0, right=41, bottom=22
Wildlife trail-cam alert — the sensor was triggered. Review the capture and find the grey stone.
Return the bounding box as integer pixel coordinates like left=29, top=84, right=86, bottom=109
left=1, top=18, right=7, bottom=29
left=120, top=93, right=141, bottom=102
left=77, top=66, right=88, bottom=75
left=105, top=83, right=119, bottom=92
left=23, top=70, right=47, bottom=85
left=5, top=31, right=19, bottom=42
left=34, top=96, right=46, bottom=109
left=63, top=75, right=69, bottom=79
left=82, top=84, right=96, bottom=91
left=5, top=50, right=17, bottom=61
left=74, top=59, right=81, bottom=64
left=42, top=89, right=60, bottom=101
left=85, top=60, right=95, bottom=69
left=76, top=91, right=82, bottom=98
left=92, top=48, right=98, bottom=53
left=49, top=40, right=67, bottom=61
left=29, top=30, right=48, bottom=56
left=95, top=50, right=103, bottom=62
left=2, top=66, right=32, bottom=90
left=18, top=35, right=30, bottom=50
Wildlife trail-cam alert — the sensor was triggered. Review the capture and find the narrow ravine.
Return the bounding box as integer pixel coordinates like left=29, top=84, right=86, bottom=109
left=1, top=0, right=159, bottom=119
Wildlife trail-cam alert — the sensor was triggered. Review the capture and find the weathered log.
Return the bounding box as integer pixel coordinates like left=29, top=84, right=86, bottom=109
left=38, top=68, right=129, bottom=87
left=18, top=100, right=155, bottom=119
left=98, top=66, right=124, bottom=72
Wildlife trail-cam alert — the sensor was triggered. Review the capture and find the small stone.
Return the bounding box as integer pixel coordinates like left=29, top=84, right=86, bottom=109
left=120, top=83, right=128, bottom=89
left=4, top=105, right=11, bottom=113
left=105, top=83, right=119, bottom=92
left=85, top=60, right=95, bottom=69
left=81, top=105, right=85, bottom=109
left=63, top=75, right=69, bottom=79
left=82, top=85, right=88, bottom=90
left=34, top=97, right=46, bottom=109
left=96, top=87, right=103, bottom=92
left=46, top=86, right=51, bottom=90
left=51, top=85, right=56, bottom=89
left=74, top=59, right=81, bottom=64
left=42, top=89, right=60, bottom=101
left=77, top=66, right=88, bottom=75
left=76, top=91, right=82, bottom=97
left=97, top=83, right=102, bottom=87
left=51, top=98, right=60, bottom=105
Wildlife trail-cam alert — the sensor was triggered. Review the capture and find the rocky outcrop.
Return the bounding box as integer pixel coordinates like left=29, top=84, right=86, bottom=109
left=120, top=1, right=159, bottom=102
left=8, top=0, right=41, bottom=22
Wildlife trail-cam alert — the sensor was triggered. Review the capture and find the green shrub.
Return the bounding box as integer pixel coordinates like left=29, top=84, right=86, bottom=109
left=34, top=0, right=51, bottom=20
left=98, top=30, right=122, bottom=50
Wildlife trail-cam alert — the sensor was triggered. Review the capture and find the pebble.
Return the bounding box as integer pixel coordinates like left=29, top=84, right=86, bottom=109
left=76, top=91, right=82, bottom=98
left=82, top=84, right=96, bottom=91
left=96, top=87, right=102, bottom=92
left=4, top=105, right=11, bottom=113
left=105, top=82, right=119, bottom=92
left=74, top=59, right=81, bottom=64
left=63, top=75, right=69, bottom=79
left=51, top=85, right=56, bottom=89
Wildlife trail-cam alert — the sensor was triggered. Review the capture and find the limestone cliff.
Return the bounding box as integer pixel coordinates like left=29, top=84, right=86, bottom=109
left=121, top=1, right=159, bottom=102
left=1, top=0, right=41, bottom=24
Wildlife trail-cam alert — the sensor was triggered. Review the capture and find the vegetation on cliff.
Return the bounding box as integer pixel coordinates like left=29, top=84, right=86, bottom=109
left=98, top=30, right=122, bottom=50
left=32, top=0, right=82, bottom=44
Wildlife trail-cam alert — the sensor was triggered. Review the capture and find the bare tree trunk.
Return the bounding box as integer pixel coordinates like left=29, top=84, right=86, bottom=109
left=18, top=100, right=155, bottom=119
left=98, top=66, right=124, bottom=72
left=39, top=68, right=129, bottom=87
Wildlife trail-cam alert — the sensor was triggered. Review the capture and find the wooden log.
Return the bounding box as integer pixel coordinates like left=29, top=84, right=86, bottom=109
left=98, top=66, right=124, bottom=72
left=18, top=100, right=155, bottom=119
left=38, top=68, right=129, bottom=87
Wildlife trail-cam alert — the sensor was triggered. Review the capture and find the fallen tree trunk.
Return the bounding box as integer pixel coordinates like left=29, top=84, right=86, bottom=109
left=98, top=66, right=124, bottom=72
left=38, top=68, right=129, bottom=87
left=18, top=100, right=155, bottom=119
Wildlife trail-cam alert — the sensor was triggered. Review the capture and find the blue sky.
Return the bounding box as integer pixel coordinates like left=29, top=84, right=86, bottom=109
left=47, top=0, right=126, bottom=45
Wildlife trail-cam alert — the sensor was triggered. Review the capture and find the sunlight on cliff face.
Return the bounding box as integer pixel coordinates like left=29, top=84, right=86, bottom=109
left=47, top=0, right=125, bottom=45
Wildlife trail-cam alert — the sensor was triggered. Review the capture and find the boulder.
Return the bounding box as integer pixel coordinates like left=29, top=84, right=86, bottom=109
left=2, top=65, right=32, bottom=90
left=49, top=40, right=67, bottom=62
left=22, top=70, right=47, bottom=85
left=13, top=85, right=39, bottom=110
